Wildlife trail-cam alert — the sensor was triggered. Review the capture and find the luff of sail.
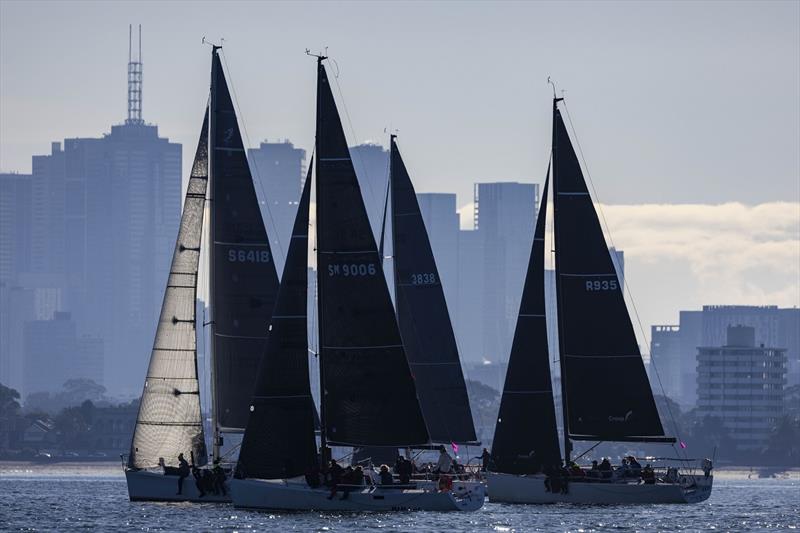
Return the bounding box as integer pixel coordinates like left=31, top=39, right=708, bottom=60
left=210, top=49, right=280, bottom=431
left=237, top=163, right=317, bottom=480
left=491, top=171, right=561, bottom=474
left=390, top=137, right=477, bottom=445
left=552, top=101, right=671, bottom=443
left=315, top=59, right=429, bottom=447
left=129, top=108, right=209, bottom=469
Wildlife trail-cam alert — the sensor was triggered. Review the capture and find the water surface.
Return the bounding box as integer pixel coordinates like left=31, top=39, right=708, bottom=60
left=1, top=464, right=797, bottom=531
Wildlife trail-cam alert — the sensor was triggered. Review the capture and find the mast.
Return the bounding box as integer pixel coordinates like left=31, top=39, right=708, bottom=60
left=208, top=45, right=221, bottom=463
left=551, top=96, right=570, bottom=464
left=313, top=54, right=329, bottom=466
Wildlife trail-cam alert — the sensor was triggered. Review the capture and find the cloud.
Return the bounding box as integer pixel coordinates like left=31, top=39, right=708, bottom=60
left=598, top=202, right=799, bottom=308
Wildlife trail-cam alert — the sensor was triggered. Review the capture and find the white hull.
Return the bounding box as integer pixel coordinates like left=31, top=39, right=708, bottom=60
left=487, top=472, right=713, bottom=504
left=415, top=478, right=486, bottom=499
left=125, top=469, right=231, bottom=503
left=231, top=477, right=485, bottom=512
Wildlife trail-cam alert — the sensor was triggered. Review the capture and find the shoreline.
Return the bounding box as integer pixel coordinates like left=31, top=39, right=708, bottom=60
left=1, top=461, right=798, bottom=480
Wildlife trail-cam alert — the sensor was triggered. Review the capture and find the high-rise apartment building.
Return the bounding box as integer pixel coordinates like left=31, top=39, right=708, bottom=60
left=697, top=325, right=787, bottom=450
left=650, top=305, right=799, bottom=410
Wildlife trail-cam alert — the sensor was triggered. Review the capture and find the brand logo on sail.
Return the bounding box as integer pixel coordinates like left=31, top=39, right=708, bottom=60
left=608, top=410, right=633, bottom=423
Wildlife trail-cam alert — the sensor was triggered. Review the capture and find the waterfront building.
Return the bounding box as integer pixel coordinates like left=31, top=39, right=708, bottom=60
left=697, top=325, right=787, bottom=451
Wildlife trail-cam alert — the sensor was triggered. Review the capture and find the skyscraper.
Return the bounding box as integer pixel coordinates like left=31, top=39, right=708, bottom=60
left=23, top=28, right=181, bottom=393
left=349, top=142, right=389, bottom=242
left=416, top=193, right=459, bottom=315
left=473, top=182, right=538, bottom=364
left=247, top=140, right=306, bottom=272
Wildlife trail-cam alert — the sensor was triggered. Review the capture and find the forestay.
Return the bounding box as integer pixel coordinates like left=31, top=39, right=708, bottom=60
left=492, top=172, right=561, bottom=474
left=390, top=137, right=477, bottom=445
left=129, top=108, right=209, bottom=469
left=237, top=164, right=317, bottom=480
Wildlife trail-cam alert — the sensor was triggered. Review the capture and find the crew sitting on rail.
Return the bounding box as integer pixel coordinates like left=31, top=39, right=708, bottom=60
left=378, top=464, right=393, bottom=486
left=641, top=464, right=656, bottom=485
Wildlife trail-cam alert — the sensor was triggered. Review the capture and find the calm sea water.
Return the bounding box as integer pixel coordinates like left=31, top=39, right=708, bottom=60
left=0, top=464, right=798, bottom=532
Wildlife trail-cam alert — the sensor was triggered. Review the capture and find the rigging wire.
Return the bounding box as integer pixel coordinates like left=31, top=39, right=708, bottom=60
left=559, top=100, right=690, bottom=464
left=218, top=49, right=288, bottom=268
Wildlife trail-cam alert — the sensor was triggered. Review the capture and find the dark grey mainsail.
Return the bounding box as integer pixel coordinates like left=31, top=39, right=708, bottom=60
left=389, top=136, right=477, bottom=445
left=552, top=99, right=671, bottom=452
left=491, top=172, right=561, bottom=474
left=209, top=48, right=280, bottom=433
left=237, top=163, right=317, bottom=480
left=315, top=58, right=429, bottom=448
left=128, top=108, right=209, bottom=469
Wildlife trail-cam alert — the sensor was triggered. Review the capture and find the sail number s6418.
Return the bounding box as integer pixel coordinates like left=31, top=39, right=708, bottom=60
left=328, top=263, right=377, bottom=277
left=227, top=249, right=271, bottom=263
left=585, top=279, right=618, bottom=291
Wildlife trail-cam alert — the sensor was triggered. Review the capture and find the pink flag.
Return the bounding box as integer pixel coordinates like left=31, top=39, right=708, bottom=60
left=451, top=442, right=459, bottom=454
left=680, top=441, right=687, bottom=449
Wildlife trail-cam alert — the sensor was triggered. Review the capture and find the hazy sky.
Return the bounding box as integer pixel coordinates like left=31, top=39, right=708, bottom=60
left=1, top=1, right=798, bottom=345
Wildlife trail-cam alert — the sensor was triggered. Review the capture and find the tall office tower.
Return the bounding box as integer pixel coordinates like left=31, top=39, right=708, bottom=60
left=697, top=325, right=787, bottom=451
left=0, top=173, right=33, bottom=391
left=27, top=28, right=181, bottom=393
left=349, top=142, right=389, bottom=241
left=0, top=173, right=32, bottom=283
left=416, top=193, right=460, bottom=315
left=456, top=229, right=485, bottom=366
left=247, top=140, right=306, bottom=272
left=23, top=311, right=78, bottom=394
left=473, top=182, right=538, bottom=365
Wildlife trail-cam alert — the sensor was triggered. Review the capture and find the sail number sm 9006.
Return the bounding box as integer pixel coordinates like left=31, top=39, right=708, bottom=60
left=328, top=263, right=377, bottom=277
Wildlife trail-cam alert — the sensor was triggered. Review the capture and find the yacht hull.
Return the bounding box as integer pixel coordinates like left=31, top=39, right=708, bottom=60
left=230, top=477, right=485, bottom=512
left=125, top=469, right=231, bottom=503
left=486, top=472, right=712, bottom=504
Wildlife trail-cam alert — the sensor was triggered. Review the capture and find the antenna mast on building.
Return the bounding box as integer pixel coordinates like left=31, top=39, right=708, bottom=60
left=126, top=24, right=143, bottom=125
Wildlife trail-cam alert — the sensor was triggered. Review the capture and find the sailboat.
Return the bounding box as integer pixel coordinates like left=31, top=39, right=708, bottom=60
left=486, top=96, right=714, bottom=504
left=229, top=55, right=484, bottom=512
left=353, top=135, right=479, bottom=469
left=125, top=46, right=280, bottom=502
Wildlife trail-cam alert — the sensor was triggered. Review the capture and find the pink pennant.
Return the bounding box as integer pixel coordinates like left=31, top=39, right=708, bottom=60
left=451, top=442, right=459, bottom=454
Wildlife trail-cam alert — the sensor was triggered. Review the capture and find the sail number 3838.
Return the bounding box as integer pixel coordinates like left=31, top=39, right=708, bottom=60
left=585, top=279, right=618, bottom=291
left=410, top=273, right=436, bottom=285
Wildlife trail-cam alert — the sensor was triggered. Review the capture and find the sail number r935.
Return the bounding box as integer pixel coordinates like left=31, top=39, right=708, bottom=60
left=227, top=249, right=271, bottom=263
left=328, top=263, right=377, bottom=277
left=585, top=279, right=618, bottom=291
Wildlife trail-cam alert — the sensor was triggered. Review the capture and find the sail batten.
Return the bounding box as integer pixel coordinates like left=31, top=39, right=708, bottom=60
left=552, top=103, right=667, bottom=444
left=491, top=173, right=561, bottom=475
left=237, top=164, right=317, bottom=481
left=315, top=61, right=429, bottom=448
left=209, top=50, right=280, bottom=432
left=128, top=107, right=210, bottom=470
